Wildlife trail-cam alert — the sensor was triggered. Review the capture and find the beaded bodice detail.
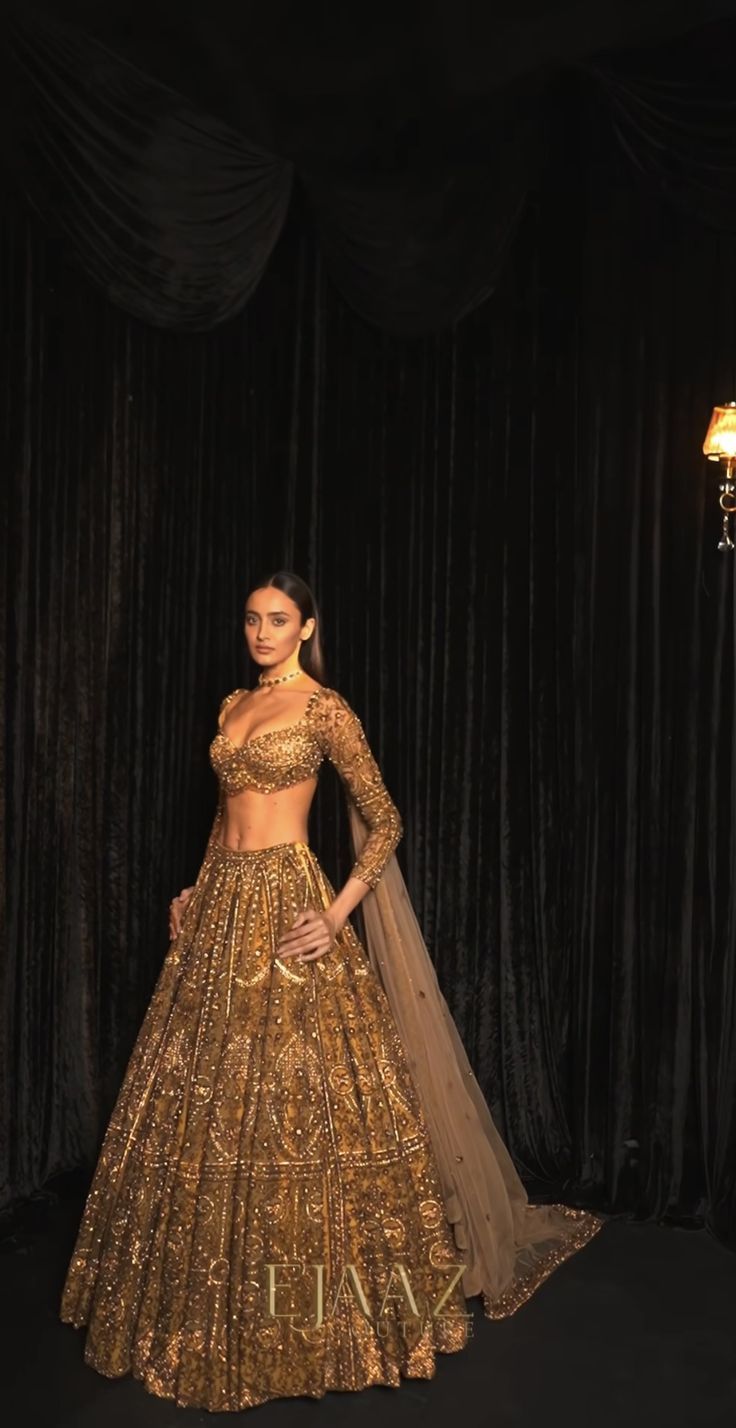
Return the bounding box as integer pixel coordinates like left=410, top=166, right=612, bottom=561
left=208, top=684, right=403, bottom=889
left=209, top=687, right=325, bottom=797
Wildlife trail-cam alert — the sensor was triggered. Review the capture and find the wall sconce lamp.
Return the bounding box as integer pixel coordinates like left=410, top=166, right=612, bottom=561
left=703, top=401, right=736, bottom=551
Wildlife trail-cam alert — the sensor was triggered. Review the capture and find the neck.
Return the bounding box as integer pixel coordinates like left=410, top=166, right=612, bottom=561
left=258, top=658, right=303, bottom=685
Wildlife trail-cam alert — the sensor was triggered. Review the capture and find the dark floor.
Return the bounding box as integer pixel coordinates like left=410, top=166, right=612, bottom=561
left=2, top=1184, right=735, bottom=1427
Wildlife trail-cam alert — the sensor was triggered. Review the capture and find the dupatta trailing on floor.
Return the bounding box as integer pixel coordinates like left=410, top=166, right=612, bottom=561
left=347, top=800, right=605, bottom=1318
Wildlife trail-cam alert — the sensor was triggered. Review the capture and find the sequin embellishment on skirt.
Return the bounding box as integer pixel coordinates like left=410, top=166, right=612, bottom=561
left=59, top=839, right=473, bottom=1411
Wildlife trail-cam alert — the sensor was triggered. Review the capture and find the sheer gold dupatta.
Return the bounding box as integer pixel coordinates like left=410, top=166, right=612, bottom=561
left=347, top=800, right=605, bottom=1318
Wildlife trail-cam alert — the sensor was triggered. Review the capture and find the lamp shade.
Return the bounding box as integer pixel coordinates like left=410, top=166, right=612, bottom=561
left=703, top=402, right=736, bottom=460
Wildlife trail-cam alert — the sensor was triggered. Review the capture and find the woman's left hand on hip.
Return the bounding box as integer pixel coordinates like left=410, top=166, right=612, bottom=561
left=277, top=908, right=337, bottom=961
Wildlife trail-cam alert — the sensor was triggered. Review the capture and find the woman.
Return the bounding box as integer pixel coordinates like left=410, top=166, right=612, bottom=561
left=60, top=570, right=604, bottom=1412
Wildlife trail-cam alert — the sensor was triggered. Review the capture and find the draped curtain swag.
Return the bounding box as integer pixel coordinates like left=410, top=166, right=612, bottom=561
left=9, top=8, right=736, bottom=331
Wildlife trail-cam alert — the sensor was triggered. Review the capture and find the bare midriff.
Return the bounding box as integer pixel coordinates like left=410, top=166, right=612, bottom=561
left=215, top=777, right=319, bottom=851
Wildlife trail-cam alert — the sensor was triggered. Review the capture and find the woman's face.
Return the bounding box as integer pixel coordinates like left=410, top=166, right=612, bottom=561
left=243, top=586, right=314, bottom=671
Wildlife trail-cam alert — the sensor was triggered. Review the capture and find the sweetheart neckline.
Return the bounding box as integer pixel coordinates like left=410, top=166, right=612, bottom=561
left=215, top=687, right=323, bottom=754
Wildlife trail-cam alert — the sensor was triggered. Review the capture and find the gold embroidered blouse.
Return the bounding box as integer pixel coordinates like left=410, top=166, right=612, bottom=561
left=208, top=685, right=403, bottom=889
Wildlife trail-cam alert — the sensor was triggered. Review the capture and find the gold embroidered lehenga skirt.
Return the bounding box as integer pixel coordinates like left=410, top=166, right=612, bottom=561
left=59, top=838, right=476, bottom=1411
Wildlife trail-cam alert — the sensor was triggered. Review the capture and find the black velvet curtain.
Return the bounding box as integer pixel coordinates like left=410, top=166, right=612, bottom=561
left=5, top=7, right=532, bottom=333
left=5, top=10, right=295, bottom=329
left=3, top=18, right=736, bottom=1247
left=8, top=8, right=736, bottom=333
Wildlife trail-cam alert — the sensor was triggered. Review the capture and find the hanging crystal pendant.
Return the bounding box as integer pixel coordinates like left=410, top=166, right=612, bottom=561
left=718, top=511, right=735, bottom=552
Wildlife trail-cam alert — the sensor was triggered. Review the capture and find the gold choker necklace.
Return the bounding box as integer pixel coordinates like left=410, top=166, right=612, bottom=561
left=258, top=669, right=303, bottom=688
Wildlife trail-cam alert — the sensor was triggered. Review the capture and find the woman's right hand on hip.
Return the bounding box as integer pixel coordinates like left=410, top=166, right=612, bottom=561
left=169, top=886, right=194, bottom=940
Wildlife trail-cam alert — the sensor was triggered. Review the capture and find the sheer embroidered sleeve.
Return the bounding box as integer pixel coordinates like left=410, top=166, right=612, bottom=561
left=313, top=688, right=403, bottom=889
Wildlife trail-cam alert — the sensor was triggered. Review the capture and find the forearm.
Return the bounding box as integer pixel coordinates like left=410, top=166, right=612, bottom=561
left=326, top=875, right=373, bottom=934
